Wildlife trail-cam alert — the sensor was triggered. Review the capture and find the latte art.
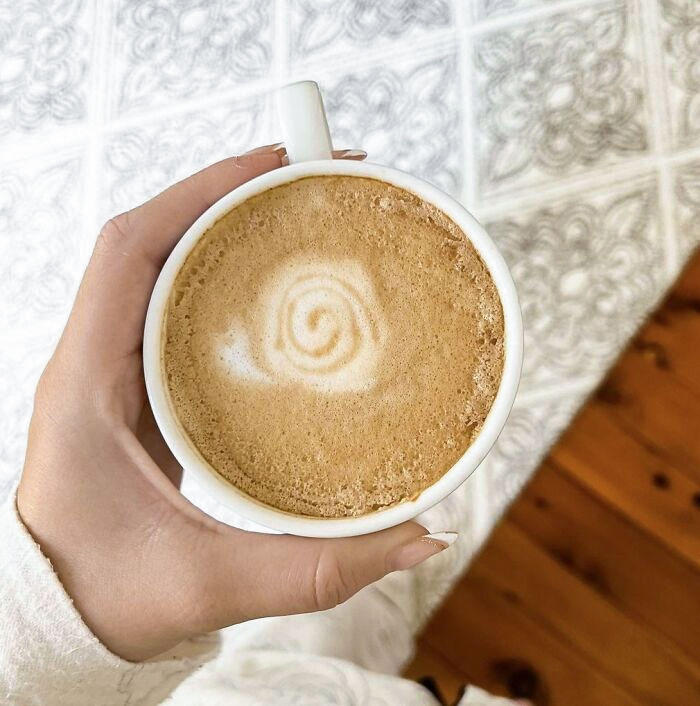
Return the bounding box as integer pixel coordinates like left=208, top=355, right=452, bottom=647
left=163, top=175, right=504, bottom=518
left=220, top=258, right=387, bottom=393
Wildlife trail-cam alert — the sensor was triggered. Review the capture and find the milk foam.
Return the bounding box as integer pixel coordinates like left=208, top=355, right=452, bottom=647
left=219, top=256, right=387, bottom=393
left=163, top=175, right=504, bottom=518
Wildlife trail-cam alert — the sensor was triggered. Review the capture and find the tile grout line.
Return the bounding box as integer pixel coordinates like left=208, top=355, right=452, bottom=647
left=466, top=139, right=700, bottom=222
left=456, top=3, right=477, bottom=209
left=469, top=0, right=610, bottom=36
left=637, top=0, right=680, bottom=282
left=270, top=0, right=290, bottom=142
left=473, top=156, right=659, bottom=220
left=273, top=0, right=290, bottom=89
left=80, top=0, right=113, bottom=257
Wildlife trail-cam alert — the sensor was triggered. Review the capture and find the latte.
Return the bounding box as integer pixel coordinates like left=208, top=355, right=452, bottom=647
left=163, top=175, right=504, bottom=518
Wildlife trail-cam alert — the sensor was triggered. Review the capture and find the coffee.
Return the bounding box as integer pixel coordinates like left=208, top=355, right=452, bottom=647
left=163, top=175, right=504, bottom=518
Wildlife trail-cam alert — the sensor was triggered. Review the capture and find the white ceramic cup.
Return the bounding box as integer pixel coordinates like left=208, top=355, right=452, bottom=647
left=143, top=81, right=523, bottom=538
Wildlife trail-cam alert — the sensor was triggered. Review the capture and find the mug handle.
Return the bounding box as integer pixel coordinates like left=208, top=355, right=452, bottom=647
left=276, top=80, right=334, bottom=164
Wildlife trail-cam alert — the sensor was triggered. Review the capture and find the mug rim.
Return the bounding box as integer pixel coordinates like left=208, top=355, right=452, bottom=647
left=143, top=160, right=523, bottom=537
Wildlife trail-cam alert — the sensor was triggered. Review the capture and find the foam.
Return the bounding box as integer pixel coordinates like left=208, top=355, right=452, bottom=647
left=219, top=256, right=387, bottom=393
left=163, top=175, right=504, bottom=518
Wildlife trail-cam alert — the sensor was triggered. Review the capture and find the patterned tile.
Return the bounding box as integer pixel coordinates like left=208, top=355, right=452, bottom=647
left=0, top=0, right=92, bottom=138
left=100, top=95, right=271, bottom=222
left=473, top=0, right=649, bottom=200
left=673, top=159, right=700, bottom=259
left=0, top=332, right=57, bottom=499
left=657, top=0, right=700, bottom=149
left=481, top=393, right=581, bottom=521
left=289, top=0, right=454, bottom=64
left=321, top=52, right=462, bottom=196
left=109, top=0, right=272, bottom=117
left=0, top=153, right=85, bottom=340
left=487, top=174, right=665, bottom=390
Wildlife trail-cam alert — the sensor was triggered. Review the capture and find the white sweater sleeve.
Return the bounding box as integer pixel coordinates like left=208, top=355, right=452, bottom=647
left=0, top=489, right=205, bottom=706
left=0, top=486, right=519, bottom=706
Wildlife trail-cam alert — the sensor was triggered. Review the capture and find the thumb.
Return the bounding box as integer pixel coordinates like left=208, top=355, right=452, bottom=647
left=195, top=521, right=456, bottom=631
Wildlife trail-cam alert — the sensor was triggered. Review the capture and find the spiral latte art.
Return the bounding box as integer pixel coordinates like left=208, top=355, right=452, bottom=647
left=221, top=258, right=387, bottom=393
left=163, top=176, right=504, bottom=517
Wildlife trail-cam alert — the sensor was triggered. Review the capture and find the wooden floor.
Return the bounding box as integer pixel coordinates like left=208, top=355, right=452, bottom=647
left=404, top=252, right=700, bottom=705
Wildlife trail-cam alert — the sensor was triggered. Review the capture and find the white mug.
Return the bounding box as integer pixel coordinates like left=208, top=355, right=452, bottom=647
left=143, top=81, right=523, bottom=538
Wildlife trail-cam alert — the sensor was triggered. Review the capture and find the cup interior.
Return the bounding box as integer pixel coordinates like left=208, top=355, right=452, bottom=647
left=143, top=160, right=523, bottom=537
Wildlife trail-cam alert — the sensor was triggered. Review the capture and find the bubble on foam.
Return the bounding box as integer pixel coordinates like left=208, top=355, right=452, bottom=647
left=217, top=255, right=387, bottom=394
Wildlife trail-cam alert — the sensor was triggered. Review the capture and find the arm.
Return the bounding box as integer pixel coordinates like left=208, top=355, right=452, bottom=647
left=4, top=146, right=450, bottom=704
left=0, top=489, right=203, bottom=706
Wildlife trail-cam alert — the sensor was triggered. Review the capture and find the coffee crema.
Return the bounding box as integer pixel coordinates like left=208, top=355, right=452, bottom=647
left=163, top=175, right=504, bottom=518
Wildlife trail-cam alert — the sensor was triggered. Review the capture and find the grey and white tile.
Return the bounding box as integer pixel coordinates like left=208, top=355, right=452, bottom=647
left=480, top=392, right=581, bottom=522
left=109, top=0, right=272, bottom=117
left=0, top=332, right=58, bottom=500
left=289, top=0, right=454, bottom=65
left=320, top=51, right=462, bottom=197
left=0, top=0, right=93, bottom=139
left=673, top=159, right=700, bottom=260
left=657, top=0, right=700, bottom=149
left=473, top=0, right=649, bottom=200
left=473, top=0, right=559, bottom=21
left=100, top=95, right=272, bottom=223
left=487, top=174, right=665, bottom=390
left=0, top=152, right=85, bottom=340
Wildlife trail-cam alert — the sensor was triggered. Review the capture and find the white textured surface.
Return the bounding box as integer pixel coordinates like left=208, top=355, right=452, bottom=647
left=1, top=0, right=699, bottom=685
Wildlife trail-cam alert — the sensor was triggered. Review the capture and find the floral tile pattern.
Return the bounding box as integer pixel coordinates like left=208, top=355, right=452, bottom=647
left=0, top=0, right=92, bottom=138
left=487, top=174, right=665, bottom=390
left=109, top=0, right=272, bottom=117
left=0, top=153, right=84, bottom=340
left=657, top=0, right=700, bottom=149
left=289, top=0, right=454, bottom=64
left=473, top=0, right=649, bottom=200
left=0, top=333, right=58, bottom=497
left=481, top=393, right=581, bottom=522
left=1, top=1, right=699, bottom=657
left=321, top=52, right=462, bottom=196
left=100, top=95, right=271, bottom=223
left=673, top=160, right=700, bottom=259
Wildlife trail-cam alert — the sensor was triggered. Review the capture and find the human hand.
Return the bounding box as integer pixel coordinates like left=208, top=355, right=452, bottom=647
left=17, top=145, right=454, bottom=662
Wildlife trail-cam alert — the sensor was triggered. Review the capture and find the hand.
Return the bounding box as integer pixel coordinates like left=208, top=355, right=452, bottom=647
left=17, top=145, right=452, bottom=662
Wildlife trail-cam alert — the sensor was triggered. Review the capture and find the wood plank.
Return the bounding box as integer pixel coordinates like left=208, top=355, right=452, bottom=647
left=420, top=570, right=643, bottom=706
left=578, top=254, right=700, bottom=484
left=510, top=462, right=700, bottom=663
left=550, top=401, right=700, bottom=569
left=597, top=346, right=700, bottom=485
left=472, top=521, right=700, bottom=705
left=634, top=254, right=700, bottom=402
left=403, top=641, right=468, bottom=705
left=406, top=253, right=700, bottom=703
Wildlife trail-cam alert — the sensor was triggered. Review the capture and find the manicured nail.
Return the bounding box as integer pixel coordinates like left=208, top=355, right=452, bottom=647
left=335, top=149, right=367, bottom=159
left=423, top=532, right=458, bottom=547
left=388, top=531, right=458, bottom=571
left=243, top=142, right=284, bottom=155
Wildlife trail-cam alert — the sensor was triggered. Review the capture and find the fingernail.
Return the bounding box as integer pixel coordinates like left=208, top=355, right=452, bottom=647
left=243, top=142, right=284, bottom=155
left=423, top=532, right=458, bottom=547
left=335, top=149, right=367, bottom=159
left=388, top=531, right=458, bottom=571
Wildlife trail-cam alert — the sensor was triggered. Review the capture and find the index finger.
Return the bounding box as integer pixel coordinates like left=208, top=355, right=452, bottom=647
left=65, top=151, right=283, bottom=375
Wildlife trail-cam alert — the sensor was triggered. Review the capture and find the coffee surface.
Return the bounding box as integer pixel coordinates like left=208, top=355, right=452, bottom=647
left=163, top=175, right=504, bottom=517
